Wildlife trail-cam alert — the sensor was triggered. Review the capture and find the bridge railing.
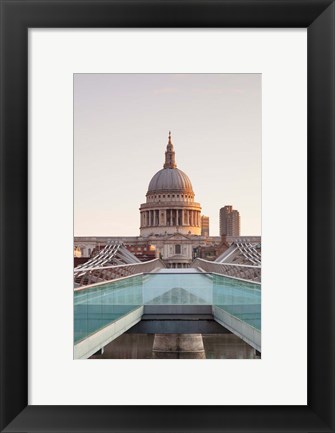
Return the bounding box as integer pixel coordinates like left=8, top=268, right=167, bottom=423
left=192, top=258, right=261, bottom=282
left=74, top=258, right=165, bottom=287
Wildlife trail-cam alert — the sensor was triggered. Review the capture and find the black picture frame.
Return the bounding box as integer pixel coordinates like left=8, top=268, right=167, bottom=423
left=1, top=0, right=334, bottom=432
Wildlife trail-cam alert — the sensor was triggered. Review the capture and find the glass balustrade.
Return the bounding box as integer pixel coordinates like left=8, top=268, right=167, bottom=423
left=74, top=272, right=261, bottom=344
left=212, top=273, right=261, bottom=330
left=74, top=275, right=143, bottom=343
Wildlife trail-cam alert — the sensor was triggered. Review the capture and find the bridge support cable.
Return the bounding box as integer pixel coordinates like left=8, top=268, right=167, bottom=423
left=75, top=241, right=141, bottom=271
left=215, top=240, right=261, bottom=266
left=74, top=258, right=165, bottom=287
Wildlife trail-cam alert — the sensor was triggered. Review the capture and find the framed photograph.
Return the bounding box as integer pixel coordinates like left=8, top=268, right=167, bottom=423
left=1, top=0, right=334, bottom=432
left=73, top=72, right=262, bottom=361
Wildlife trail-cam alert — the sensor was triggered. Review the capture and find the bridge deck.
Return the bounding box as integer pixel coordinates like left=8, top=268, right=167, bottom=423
left=74, top=270, right=261, bottom=358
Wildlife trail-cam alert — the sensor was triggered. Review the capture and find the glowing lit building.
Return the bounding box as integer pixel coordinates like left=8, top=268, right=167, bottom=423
left=139, top=132, right=202, bottom=237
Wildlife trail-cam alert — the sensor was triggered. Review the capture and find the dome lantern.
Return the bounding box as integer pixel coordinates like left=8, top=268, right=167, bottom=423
left=163, top=131, right=177, bottom=169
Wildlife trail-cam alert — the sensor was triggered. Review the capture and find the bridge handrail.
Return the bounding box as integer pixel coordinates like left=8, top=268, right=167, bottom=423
left=74, top=272, right=144, bottom=292
left=74, top=258, right=164, bottom=273
left=192, top=258, right=261, bottom=282
left=194, top=258, right=260, bottom=269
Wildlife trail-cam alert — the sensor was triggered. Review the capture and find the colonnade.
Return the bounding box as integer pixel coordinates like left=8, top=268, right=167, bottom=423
left=141, top=209, right=201, bottom=227
left=166, top=263, right=190, bottom=268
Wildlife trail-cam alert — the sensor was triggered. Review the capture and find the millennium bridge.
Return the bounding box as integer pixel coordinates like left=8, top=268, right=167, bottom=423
left=74, top=242, right=261, bottom=359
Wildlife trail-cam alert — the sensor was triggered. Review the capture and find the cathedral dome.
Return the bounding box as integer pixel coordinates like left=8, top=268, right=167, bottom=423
left=140, top=132, right=201, bottom=238
left=148, top=168, right=193, bottom=194
left=147, top=132, right=194, bottom=194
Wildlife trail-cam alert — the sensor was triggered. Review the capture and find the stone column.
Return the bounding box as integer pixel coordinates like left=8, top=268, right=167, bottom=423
left=153, top=210, right=156, bottom=226
left=152, top=334, right=206, bottom=359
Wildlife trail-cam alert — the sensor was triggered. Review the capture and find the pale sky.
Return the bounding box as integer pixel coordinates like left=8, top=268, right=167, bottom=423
left=74, top=74, right=261, bottom=236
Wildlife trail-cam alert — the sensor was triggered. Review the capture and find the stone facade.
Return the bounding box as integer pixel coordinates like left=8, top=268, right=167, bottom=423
left=74, top=234, right=222, bottom=268
left=140, top=132, right=201, bottom=237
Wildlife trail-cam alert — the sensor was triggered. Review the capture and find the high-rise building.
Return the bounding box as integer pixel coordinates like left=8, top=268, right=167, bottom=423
left=201, top=215, right=209, bottom=237
left=220, top=205, right=240, bottom=236
left=219, top=205, right=232, bottom=236
left=227, top=210, right=240, bottom=236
